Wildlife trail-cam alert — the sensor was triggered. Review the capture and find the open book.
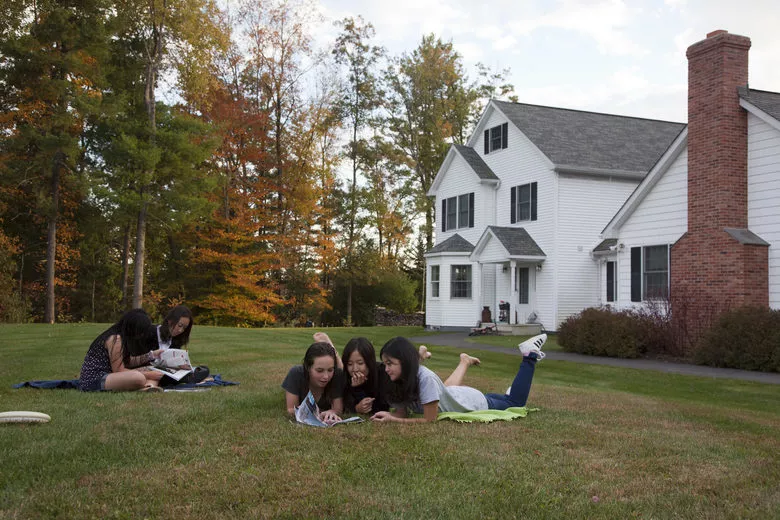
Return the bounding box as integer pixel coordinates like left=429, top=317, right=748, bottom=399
left=149, top=349, right=193, bottom=381
left=294, top=392, right=363, bottom=428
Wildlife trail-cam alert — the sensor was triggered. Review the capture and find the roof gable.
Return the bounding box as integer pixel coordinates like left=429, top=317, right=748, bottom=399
left=428, top=144, right=499, bottom=195
left=601, top=128, right=688, bottom=236
left=472, top=226, right=546, bottom=261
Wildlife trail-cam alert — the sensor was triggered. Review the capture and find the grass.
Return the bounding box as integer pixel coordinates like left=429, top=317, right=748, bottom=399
left=2, top=323, right=779, bottom=519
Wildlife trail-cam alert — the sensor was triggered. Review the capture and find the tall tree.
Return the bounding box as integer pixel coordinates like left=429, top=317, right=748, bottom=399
left=332, top=15, right=384, bottom=325
left=0, top=0, right=109, bottom=322
left=112, top=0, right=228, bottom=308
left=383, top=35, right=515, bottom=250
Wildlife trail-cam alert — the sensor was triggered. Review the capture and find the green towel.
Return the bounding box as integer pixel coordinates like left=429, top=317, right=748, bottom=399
left=437, top=406, right=539, bottom=423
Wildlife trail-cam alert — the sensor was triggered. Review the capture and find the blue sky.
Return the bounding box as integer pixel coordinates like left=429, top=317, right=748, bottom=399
left=314, top=0, right=780, bottom=123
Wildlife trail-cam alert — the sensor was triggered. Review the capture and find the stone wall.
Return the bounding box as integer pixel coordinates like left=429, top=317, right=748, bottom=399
left=374, top=306, right=425, bottom=327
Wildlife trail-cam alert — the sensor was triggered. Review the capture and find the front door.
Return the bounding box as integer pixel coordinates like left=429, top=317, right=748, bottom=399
left=514, top=266, right=535, bottom=323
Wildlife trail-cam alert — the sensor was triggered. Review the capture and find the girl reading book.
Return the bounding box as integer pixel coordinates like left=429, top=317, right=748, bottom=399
left=282, top=342, right=346, bottom=424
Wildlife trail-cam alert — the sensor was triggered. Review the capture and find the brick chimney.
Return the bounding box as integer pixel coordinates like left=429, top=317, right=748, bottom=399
left=671, top=30, right=769, bottom=341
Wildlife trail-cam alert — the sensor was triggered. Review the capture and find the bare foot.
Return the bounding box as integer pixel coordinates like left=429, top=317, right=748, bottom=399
left=418, top=345, right=432, bottom=361
left=313, top=332, right=334, bottom=348
left=460, top=353, right=480, bottom=366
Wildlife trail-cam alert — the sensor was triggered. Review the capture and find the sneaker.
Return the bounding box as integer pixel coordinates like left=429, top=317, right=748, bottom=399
left=505, top=386, right=512, bottom=395
left=518, top=333, right=547, bottom=360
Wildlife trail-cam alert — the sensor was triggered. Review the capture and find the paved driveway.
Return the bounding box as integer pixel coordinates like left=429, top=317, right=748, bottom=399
left=407, top=332, right=780, bottom=385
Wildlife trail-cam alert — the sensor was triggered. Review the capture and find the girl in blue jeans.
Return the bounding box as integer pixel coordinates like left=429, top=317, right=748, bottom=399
left=371, top=335, right=545, bottom=424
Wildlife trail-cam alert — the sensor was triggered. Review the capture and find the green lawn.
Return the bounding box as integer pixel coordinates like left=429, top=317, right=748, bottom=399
left=2, top=324, right=779, bottom=519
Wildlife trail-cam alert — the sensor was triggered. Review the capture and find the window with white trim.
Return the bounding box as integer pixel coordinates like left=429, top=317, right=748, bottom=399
left=516, top=267, right=529, bottom=304
left=631, top=245, right=669, bottom=301
left=430, top=265, right=440, bottom=298
left=450, top=265, right=472, bottom=298
left=441, top=193, right=474, bottom=232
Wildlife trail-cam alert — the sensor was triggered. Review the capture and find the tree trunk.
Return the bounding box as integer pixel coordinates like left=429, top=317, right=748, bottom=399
left=44, top=152, right=63, bottom=324
left=120, top=222, right=131, bottom=308
left=346, top=281, right=353, bottom=327
left=132, top=199, right=147, bottom=309
left=91, top=278, right=96, bottom=322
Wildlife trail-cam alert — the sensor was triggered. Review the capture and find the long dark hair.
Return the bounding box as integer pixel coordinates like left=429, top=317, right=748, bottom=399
left=379, top=337, right=419, bottom=404
left=159, top=305, right=193, bottom=348
left=341, top=337, right=380, bottom=409
left=303, top=342, right=339, bottom=399
left=99, top=309, right=154, bottom=366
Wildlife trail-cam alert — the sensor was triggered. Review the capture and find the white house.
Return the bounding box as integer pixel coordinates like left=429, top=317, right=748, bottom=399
left=424, top=30, right=779, bottom=332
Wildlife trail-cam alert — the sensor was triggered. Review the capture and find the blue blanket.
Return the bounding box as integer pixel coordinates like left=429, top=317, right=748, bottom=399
left=13, top=374, right=238, bottom=390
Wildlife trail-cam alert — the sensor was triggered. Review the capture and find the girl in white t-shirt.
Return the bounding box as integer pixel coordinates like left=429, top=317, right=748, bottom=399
left=371, top=335, right=545, bottom=424
left=156, top=305, right=193, bottom=350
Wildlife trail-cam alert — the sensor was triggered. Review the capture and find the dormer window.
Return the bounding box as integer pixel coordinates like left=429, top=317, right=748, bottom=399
left=484, top=122, right=508, bottom=154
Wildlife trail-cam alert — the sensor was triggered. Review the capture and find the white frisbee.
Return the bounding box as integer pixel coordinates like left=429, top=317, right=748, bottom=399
left=0, top=411, right=51, bottom=424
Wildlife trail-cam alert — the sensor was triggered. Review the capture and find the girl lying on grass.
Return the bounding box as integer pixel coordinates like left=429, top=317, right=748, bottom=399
left=282, top=342, right=346, bottom=424
left=312, top=332, right=432, bottom=416
left=78, top=309, right=164, bottom=392
left=370, top=335, right=545, bottom=423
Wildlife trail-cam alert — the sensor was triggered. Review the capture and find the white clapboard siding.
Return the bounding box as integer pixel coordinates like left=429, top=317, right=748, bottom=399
left=427, top=254, right=480, bottom=327
left=556, top=173, right=640, bottom=326
left=435, top=153, right=492, bottom=245
left=747, top=114, right=780, bottom=308
left=479, top=110, right=559, bottom=328
left=613, top=148, right=688, bottom=309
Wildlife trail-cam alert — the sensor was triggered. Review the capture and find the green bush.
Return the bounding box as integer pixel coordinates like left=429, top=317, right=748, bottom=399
left=558, top=307, right=668, bottom=359
left=694, top=306, right=780, bottom=372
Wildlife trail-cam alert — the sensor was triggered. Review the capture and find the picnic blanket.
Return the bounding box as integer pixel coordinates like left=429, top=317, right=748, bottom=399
left=13, top=374, right=238, bottom=390
left=437, top=406, right=539, bottom=423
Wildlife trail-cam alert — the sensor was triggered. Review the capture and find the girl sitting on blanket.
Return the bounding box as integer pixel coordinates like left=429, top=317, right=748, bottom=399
left=282, top=342, right=346, bottom=424
left=370, top=335, right=545, bottom=423
left=78, top=309, right=164, bottom=392
left=152, top=305, right=209, bottom=385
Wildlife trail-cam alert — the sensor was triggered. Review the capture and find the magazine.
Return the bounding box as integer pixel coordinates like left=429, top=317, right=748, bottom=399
left=149, top=348, right=194, bottom=381
left=294, top=392, right=364, bottom=428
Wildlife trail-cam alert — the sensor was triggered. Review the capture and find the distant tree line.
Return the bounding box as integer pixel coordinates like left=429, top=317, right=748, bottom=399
left=0, top=0, right=515, bottom=326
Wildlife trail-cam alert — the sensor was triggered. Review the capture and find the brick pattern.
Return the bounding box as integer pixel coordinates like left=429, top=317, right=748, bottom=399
left=672, top=31, right=769, bottom=339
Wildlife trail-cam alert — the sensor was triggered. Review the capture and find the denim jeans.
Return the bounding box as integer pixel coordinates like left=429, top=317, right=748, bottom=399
left=483, top=353, right=538, bottom=409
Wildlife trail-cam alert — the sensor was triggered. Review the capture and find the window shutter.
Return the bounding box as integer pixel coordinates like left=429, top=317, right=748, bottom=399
left=630, top=247, right=641, bottom=302
left=468, top=193, right=474, bottom=228
left=501, top=122, right=508, bottom=149
left=531, top=182, right=537, bottom=221
left=606, top=261, right=615, bottom=302
left=484, top=129, right=490, bottom=154
left=441, top=199, right=447, bottom=232
left=510, top=186, right=516, bottom=224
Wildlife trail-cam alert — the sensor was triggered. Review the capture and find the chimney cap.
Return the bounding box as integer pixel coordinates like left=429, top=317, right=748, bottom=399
left=707, top=30, right=728, bottom=38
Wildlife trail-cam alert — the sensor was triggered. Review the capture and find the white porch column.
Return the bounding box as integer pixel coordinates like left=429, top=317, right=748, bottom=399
left=510, top=260, right=517, bottom=324
left=475, top=262, right=483, bottom=324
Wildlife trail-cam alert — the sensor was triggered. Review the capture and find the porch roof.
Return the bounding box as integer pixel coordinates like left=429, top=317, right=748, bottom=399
left=471, top=226, right=546, bottom=261
left=425, top=233, right=475, bottom=255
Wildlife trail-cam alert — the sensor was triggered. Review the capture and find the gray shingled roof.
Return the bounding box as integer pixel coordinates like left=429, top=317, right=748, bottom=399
left=426, top=234, right=474, bottom=254
left=492, top=100, right=686, bottom=175
left=592, top=238, right=618, bottom=253
left=487, top=226, right=546, bottom=257
left=453, top=144, right=499, bottom=180
left=739, top=87, right=780, bottom=122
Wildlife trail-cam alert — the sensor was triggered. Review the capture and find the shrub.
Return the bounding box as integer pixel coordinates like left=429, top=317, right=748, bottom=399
left=558, top=307, right=669, bottom=359
left=693, top=306, right=780, bottom=372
